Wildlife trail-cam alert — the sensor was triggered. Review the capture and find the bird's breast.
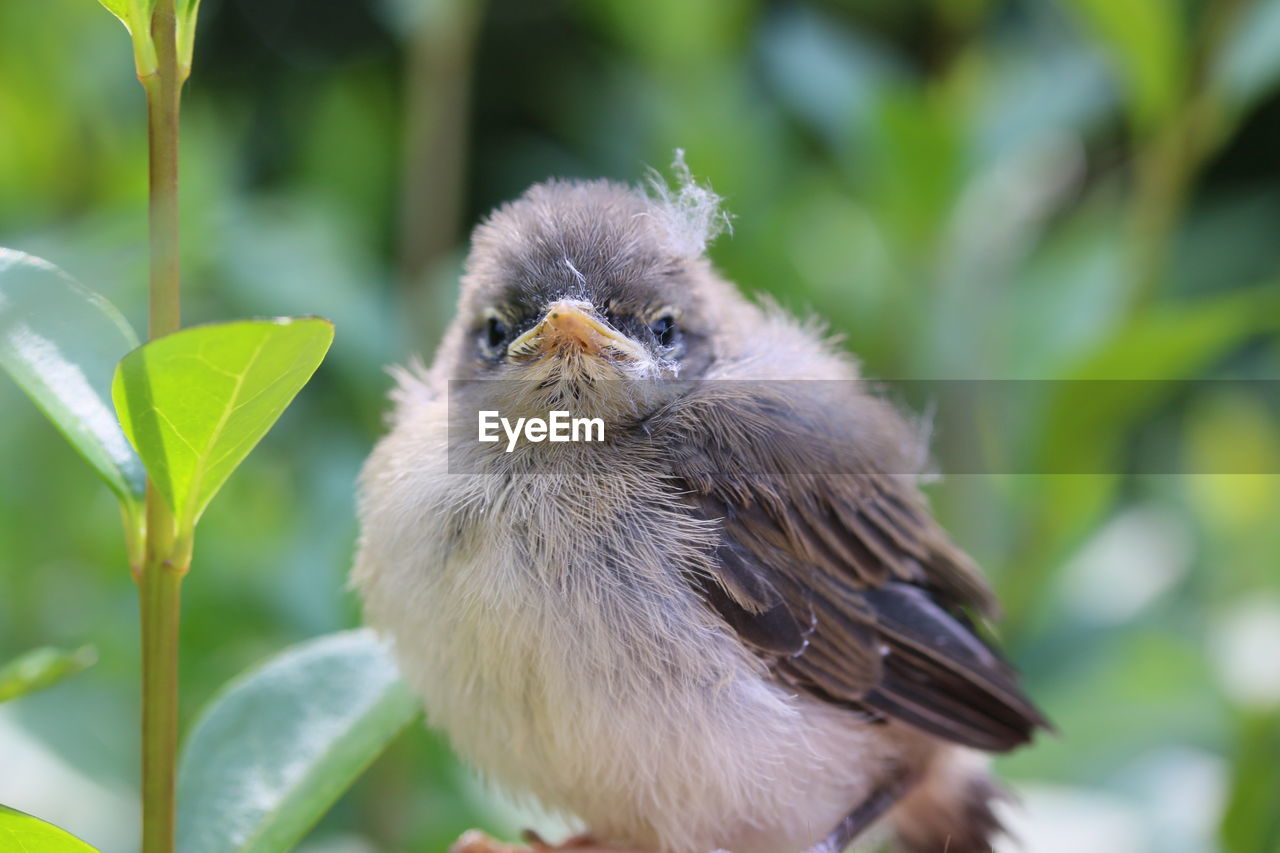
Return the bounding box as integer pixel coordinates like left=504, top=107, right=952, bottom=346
left=354, top=412, right=883, bottom=853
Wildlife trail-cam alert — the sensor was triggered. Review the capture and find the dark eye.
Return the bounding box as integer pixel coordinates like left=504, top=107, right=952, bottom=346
left=483, top=315, right=508, bottom=352
left=649, top=313, right=677, bottom=348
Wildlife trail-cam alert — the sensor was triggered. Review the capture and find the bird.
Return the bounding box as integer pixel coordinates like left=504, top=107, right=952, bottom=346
left=352, top=158, right=1049, bottom=853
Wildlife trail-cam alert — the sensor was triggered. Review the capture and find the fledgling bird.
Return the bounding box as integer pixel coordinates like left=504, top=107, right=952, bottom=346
left=353, top=163, right=1048, bottom=853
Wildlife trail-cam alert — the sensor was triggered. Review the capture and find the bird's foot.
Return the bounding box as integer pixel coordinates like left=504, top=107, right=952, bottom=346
left=452, top=829, right=634, bottom=853
left=521, top=829, right=599, bottom=849
left=451, top=830, right=527, bottom=853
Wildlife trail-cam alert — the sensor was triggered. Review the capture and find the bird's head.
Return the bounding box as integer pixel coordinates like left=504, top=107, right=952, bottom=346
left=440, top=169, right=733, bottom=421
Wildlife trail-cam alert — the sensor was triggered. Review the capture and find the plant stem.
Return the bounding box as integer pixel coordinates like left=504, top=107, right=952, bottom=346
left=397, top=0, right=483, bottom=348
left=1126, top=77, right=1220, bottom=317
left=139, top=1, right=185, bottom=852
left=139, top=536, right=184, bottom=853
left=144, top=1, right=181, bottom=341
left=1126, top=0, right=1243, bottom=316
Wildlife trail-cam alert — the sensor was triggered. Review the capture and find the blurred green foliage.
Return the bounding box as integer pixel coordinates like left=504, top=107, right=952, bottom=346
left=1, top=1, right=1279, bottom=851
left=0, top=646, right=97, bottom=704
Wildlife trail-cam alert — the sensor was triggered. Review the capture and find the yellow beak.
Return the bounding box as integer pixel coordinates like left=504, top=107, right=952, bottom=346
left=509, top=300, right=646, bottom=361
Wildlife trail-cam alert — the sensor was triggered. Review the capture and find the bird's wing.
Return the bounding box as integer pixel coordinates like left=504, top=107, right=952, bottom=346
left=645, top=382, right=1049, bottom=752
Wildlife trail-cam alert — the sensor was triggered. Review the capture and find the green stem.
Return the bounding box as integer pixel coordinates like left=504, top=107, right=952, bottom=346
left=1126, top=81, right=1219, bottom=316
left=144, top=0, right=181, bottom=341
left=138, top=2, right=185, bottom=852
left=397, top=0, right=483, bottom=347
left=1126, top=0, right=1243, bottom=316
left=139, top=525, right=184, bottom=853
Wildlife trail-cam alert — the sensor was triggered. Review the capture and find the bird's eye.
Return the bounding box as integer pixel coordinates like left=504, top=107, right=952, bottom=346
left=649, top=313, right=678, bottom=349
left=483, top=315, right=508, bottom=353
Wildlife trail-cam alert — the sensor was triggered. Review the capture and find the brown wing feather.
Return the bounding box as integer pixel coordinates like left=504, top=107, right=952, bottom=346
left=647, top=382, right=1048, bottom=752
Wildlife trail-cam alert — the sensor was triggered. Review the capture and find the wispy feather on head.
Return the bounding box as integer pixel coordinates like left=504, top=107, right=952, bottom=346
left=644, top=150, right=732, bottom=259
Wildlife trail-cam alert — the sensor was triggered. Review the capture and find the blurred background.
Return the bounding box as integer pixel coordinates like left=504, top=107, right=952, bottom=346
left=2, top=0, right=1279, bottom=851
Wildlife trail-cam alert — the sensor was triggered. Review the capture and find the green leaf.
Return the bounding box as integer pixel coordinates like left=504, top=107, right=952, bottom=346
left=92, top=0, right=159, bottom=77
left=1001, top=285, right=1280, bottom=622
left=1034, top=284, right=1280, bottom=476
left=0, top=646, right=97, bottom=704
left=176, top=0, right=203, bottom=78
left=0, top=805, right=101, bottom=852
left=0, top=249, right=145, bottom=510
left=112, top=317, right=333, bottom=534
left=177, top=630, right=421, bottom=853
left=1220, top=710, right=1280, bottom=853
left=1065, top=0, right=1186, bottom=131
left=1216, top=0, right=1280, bottom=111
left=94, top=0, right=144, bottom=24
left=96, top=0, right=203, bottom=80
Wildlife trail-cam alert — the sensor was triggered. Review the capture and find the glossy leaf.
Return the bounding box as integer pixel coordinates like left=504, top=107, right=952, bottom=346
left=0, top=805, right=101, bottom=852
left=176, top=630, right=421, bottom=853
left=112, top=317, right=333, bottom=532
left=0, top=249, right=145, bottom=509
left=0, top=645, right=97, bottom=704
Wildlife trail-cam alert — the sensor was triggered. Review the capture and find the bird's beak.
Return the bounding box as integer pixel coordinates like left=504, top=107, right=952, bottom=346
left=509, top=300, right=646, bottom=362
